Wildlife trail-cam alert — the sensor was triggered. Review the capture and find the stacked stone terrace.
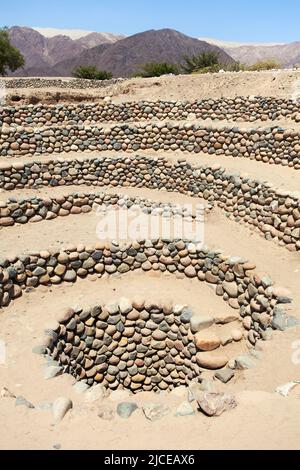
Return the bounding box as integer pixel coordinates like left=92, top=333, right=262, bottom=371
left=0, top=93, right=299, bottom=392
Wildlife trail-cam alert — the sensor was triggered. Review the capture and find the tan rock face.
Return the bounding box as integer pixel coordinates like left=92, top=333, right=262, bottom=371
left=194, top=332, right=221, bottom=351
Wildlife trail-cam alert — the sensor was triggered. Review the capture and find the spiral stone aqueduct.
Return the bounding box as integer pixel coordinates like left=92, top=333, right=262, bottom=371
left=0, top=76, right=300, bottom=448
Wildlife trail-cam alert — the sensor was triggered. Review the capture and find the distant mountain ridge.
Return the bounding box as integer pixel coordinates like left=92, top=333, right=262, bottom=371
left=201, top=37, right=300, bottom=67
left=7, top=26, right=124, bottom=76
left=33, top=27, right=125, bottom=40
left=6, top=27, right=234, bottom=77
left=53, top=28, right=235, bottom=77
left=199, top=37, right=285, bottom=48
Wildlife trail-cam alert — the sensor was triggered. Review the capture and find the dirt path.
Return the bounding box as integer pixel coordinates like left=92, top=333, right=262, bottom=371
left=4, top=70, right=300, bottom=104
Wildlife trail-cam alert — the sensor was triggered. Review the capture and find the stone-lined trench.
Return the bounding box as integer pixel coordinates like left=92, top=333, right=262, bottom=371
left=44, top=296, right=251, bottom=391
left=1, top=121, right=300, bottom=168
left=46, top=300, right=202, bottom=391
left=2, top=97, right=300, bottom=126
left=0, top=239, right=291, bottom=349
left=1, top=155, right=299, bottom=251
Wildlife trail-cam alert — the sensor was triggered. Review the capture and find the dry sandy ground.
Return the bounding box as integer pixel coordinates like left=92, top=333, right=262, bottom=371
left=0, top=205, right=300, bottom=450
left=4, top=69, right=300, bottom=105
left=1, top=198, right=300, bottom=449
left=0, top=273, right=299, bottom=451
left=1, top=71, right=300, bottom=450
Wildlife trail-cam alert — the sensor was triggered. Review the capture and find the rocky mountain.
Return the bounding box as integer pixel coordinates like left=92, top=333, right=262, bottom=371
left=34, top=27, right=126, bottom=47
left=6, top=27, right=235, bottom=78
left=199, top=37, right=284, bottom=49
left=53, top=28, right=235, bottom=77
left=76, top=32, right=126, bottom=48
left=201, top=37, right=300, bottom=67
left=7, top=26, right=123, bottom=76
left=226, top=42, right=300, bottom=68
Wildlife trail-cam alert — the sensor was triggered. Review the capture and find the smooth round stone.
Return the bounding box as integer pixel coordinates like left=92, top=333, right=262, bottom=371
left=194, top=332, right=221, bottom=351
left=152, top=330, right=167, bottom=341
left=132, top=298, right=145, bottom=310
left=63, top=270, right=77, bottom=282
left=118, top=298, right=133, bottom=315
left=196, top=352, right=228, bottom=370
left=231, top=329, right=243, bottom=342
left=184, top=266, right=197, bottom=278
left=222, top=281, right=238, bottom=298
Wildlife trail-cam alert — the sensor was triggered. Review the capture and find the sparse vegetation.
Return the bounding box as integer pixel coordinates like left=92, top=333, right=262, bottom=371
left=226, top=62, right=246, bottom=72
left=182, top=51, right=220, bottom=74
left=134, top=62, right=179, bottom=78
left=248, top=59, right=282, bottom=71
left=72, top=65, right=113, bottom=80
left=0, top=27, right=25, bottom=75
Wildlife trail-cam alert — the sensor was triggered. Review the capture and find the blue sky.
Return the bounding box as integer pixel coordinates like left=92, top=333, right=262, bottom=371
left=1, top=0, right=299, bottom=43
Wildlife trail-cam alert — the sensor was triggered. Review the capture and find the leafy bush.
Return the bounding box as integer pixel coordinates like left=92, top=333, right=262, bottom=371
left=248, top=60, right=282, bottom=71
left=72, top=65, right=113, bottom=80
left=134, top=62, right=179, bottom=78
left=0, top=28, right=25, bottom=75
left=182, top=51, right=220, bottom=74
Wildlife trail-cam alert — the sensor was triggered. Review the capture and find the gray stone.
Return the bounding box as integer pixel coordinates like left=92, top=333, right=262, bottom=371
left=63, top=270, right=77, bottom=282
left=106, top=302, right=119, bottom=315
left=215, top=369, right=235, bottom=384
left=118, top=298, right=133, bottom=315
left=287, top=316, right=300, bottom=329
left=15, top=396, right=35, bottom=409
left=180, top=308, right=193, bottom=324
left=44, top=365, right=63, bottom=380
left=198, top=392, right=237, bottom=417
left=188, top=381, right=214, bottom=402
left=143, top=403, right=170, bottom=422
left=272, top=312, right=287, bottom=331
left=32, top=345, right=47, bottom=355
left=117, top=402, right=138, bottom=419
left=73, top=382, right=90, bottom=394
left=84, top=384, right=110, bottom=403
left=190, top=315, right=214, bottom=333
left=175, top=401, right=195, bottom=417
left=235, top=355, right=255, bottom=370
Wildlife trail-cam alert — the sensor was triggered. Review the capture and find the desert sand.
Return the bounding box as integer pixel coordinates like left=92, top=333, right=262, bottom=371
left=4, top=69, right=300, bottom=105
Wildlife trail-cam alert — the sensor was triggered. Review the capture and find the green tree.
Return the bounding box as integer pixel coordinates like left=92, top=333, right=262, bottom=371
left=134, top=62, right=179, bottom=78
left=72, top=65, right=113, bottom=80
left=182, top=51, right=220, bottom=74
left=0, top=28, right=25, bottom=76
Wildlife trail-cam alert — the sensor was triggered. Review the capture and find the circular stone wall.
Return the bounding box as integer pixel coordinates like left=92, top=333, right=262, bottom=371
left=46, top=299, right=206, bottom=392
